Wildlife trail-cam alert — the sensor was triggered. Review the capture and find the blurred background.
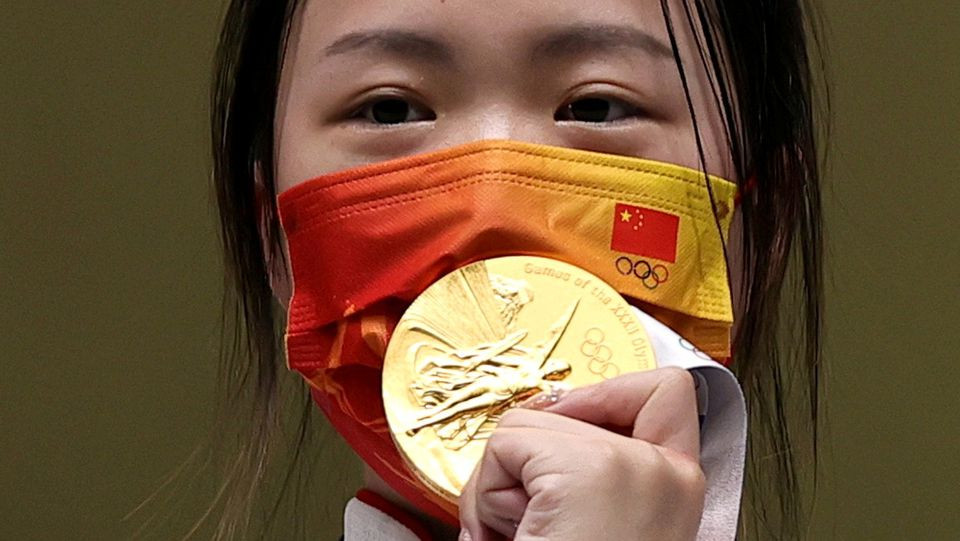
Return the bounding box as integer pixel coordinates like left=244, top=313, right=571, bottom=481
left=1, top=2, right=957, bottom=539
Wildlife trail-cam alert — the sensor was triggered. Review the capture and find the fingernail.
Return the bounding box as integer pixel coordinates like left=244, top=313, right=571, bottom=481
left=518, top=383, right=570, bottom=410
left=459, top=528, right=473, bottom=541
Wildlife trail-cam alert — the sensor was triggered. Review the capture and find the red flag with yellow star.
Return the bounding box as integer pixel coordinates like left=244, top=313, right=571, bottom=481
left=610, top=203, right=680, bottom=263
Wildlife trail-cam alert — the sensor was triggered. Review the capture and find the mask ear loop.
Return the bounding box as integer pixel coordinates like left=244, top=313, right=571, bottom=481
left=733, top=175, right=758, bottom=208
left=722, top=174, right=758, bottom=365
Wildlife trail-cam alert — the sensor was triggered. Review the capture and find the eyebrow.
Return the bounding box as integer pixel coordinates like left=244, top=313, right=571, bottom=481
left=323, top=29, right=456, bottom=67
left=531, top=24, right=673, bottom=62
left=321, top=24, right=672, bottom=67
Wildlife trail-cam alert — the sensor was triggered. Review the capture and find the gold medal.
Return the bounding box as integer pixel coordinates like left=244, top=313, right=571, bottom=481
left=382, top=256, right=657, bottom=504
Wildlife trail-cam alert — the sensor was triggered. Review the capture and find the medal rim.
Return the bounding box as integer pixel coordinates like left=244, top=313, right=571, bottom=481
left=381, top=255, right=657, bottom=503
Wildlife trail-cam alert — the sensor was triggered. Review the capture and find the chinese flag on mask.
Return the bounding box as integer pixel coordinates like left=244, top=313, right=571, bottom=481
left=610, top=203, right=680, bottom=263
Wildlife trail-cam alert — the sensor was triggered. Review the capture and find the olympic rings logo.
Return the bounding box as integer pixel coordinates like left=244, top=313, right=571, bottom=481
left=615, top=256, right=670, bottom=290
left=580, top=328, right=620, bottom=379
left=679, top=337, right=712, bottom=361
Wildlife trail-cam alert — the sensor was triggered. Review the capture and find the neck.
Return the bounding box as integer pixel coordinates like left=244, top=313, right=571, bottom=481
left=362, top=466, right=460, bottom=541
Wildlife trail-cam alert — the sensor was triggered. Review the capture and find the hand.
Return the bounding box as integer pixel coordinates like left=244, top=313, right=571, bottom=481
left=458, top=367, right=705, bottom=541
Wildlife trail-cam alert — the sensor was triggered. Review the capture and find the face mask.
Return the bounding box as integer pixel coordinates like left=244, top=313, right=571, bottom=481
left=277, top=139, right=737, bottom=522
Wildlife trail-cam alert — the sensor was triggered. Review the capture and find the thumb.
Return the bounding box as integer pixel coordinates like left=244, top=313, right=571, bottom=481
left=533, top=367, right=700, bottom=459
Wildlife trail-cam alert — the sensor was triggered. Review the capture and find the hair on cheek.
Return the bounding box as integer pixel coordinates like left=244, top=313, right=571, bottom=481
left=205, top=0, right=826, bottom=539
left=207, top=1, right=319, bottom=539
left=659, top=2, right=826, bottom=539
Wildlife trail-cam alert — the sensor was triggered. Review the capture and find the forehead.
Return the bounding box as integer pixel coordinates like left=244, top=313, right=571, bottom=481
left=293, top=0, right=681, bottom=60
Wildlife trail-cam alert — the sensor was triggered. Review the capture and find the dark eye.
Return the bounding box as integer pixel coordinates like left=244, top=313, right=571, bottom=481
left=358, top=98, right=435, bottom=125
left=555, top=97, right=640, bottom=123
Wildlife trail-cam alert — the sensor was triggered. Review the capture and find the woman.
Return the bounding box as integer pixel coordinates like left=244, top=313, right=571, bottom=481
left=209, top=0, right=825, bottom=538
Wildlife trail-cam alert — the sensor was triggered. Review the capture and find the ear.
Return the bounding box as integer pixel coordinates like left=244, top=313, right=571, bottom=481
left=254, top=163, right=293, bottom=309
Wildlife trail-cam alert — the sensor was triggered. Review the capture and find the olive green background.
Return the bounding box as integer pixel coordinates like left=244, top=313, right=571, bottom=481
left=1, top=2, right=957, bottom=539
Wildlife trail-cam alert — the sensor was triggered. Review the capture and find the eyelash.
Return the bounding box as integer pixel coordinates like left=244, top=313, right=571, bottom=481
left=348, top=92, right=435, bottom=126
left=347, top=93, right=646, bottom=126
left=555, top=95, right=646, bottom=124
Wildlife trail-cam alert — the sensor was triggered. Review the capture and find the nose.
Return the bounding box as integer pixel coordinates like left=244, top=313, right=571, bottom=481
left=440, top=103, right=561, bottom=148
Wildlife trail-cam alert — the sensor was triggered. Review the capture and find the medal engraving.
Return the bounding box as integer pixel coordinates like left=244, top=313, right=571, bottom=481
left=404, top=295, right=578, bottom=448
left=383, top=256, right=657, bottom=502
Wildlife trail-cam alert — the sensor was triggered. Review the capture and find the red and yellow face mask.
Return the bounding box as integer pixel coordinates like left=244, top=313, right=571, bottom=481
left=277, top=139, right=737, bottom=522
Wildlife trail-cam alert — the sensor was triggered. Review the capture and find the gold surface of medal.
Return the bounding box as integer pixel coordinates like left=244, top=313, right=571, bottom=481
left=382, top=256, right=657, bottom=504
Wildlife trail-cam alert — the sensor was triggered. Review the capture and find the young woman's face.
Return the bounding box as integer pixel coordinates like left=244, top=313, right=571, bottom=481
left=274, top=0, right=735, bottom=190
left=272, top=0, right=743, bottom=316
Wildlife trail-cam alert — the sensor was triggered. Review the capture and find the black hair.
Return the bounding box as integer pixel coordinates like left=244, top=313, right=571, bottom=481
left=209, top=1, right=826, bottom=538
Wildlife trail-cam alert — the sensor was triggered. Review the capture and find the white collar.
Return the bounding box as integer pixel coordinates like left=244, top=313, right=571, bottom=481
left=343, top=497, right=424, bottom=541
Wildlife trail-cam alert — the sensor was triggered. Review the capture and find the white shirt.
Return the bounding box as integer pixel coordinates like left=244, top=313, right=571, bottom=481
left=345, top=307, right=747, bottom=540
